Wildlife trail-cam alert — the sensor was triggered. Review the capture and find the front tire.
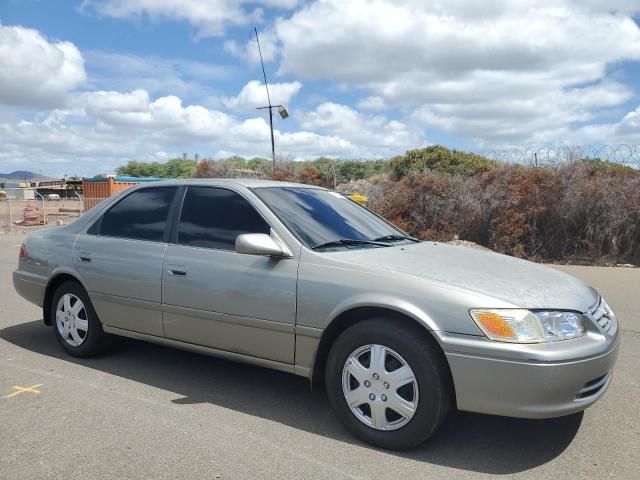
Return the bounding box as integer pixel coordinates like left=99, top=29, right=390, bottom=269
left=51, top=280, right=111, bottom=357
left=325, top=318, right=452, bottom=450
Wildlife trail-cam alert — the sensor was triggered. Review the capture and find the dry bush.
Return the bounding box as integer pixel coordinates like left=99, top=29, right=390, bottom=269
left=547, top=162, right=640, bottom=263
left=370, top=173, right=484, bottom=242
left=371, top=162, right=640, bottom=264
left=194, top=159, right=239, bottom=178
left=266, top=161, right=334, bottom=188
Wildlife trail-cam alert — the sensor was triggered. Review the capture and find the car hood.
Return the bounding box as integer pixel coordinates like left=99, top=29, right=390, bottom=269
left=329, top=242, right=598, bottom=312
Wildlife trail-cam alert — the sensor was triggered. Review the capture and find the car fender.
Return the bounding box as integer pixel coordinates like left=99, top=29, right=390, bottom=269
left=327, top=293, right=439, bottom=331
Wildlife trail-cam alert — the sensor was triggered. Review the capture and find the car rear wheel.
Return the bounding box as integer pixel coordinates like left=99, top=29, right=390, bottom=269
left=51, top=280, right=111, bottom=357
left=325, top=318, right=452, bottom=450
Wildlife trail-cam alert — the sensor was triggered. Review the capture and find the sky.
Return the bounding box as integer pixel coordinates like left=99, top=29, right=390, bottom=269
left=1, top=0, right=640, bottom=177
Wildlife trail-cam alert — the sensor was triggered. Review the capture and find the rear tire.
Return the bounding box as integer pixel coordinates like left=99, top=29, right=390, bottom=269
left=325, top=318, right=452, bottom=450
left=51, top=280, right=111, bottom=357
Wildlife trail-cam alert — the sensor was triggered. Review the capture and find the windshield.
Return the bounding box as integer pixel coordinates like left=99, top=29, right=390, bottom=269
left=252, top=187, right=408, bottom=249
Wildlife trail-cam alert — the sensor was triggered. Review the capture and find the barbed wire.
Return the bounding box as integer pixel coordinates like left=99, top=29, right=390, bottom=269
left=482, top=144, right=640, bottom=167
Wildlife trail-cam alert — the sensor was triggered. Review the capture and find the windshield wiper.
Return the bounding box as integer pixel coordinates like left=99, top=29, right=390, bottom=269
left=373, top=234, right=420, bottom=243
left=312, top=239, right=391, bottom=250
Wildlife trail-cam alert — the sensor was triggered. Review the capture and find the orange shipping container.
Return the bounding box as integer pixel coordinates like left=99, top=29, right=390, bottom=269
left=83, top=176, right=160, bottom=210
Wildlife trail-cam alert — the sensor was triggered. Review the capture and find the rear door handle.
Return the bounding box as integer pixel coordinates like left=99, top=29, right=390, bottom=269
left=78, top=253, right=92, bottom=263
left=167, top=265, right=187, bottom=276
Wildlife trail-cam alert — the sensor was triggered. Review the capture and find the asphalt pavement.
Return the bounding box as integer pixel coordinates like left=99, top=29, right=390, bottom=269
left=1, top=233, right=639, bottom=479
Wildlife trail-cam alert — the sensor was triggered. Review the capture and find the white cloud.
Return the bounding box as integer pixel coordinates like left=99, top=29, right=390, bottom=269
left=0, top=106, right=142, bottom=176
left=411, top=80, right=634, bottom=146
left=617, top=105, right=640, bottom=136
left=84, top=89, right=234, bottom=138
left=273, top=0, right=640, bottom=147
left=83, top=0, right=299, bottom=37
left=0, top=89, right=366, bottom=176
left=0, top=25, right=86, bottom=108
left=275, top=131, right=357, bottom=159
left=222, top=80, right=302, bottom=111
left=357, top=96, right=386, bottom=111
left=567, top=104, right=640, bottom=145
left=301, top=102, right=424, bottom=156
left=224, top=28, right=279, bottom=65
left=579, top=0, right=640, bottom=14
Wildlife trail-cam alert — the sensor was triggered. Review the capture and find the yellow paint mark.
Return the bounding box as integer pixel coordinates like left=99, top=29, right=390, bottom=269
left=3, top=384, right=43, bottom=398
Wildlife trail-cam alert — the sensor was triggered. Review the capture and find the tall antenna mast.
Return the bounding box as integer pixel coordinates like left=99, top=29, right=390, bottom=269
left=255, top=27, right=276, bottom=168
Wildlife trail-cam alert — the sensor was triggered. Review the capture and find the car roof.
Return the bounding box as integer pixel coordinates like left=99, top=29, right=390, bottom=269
left=140, top=178, right=326, bottom=190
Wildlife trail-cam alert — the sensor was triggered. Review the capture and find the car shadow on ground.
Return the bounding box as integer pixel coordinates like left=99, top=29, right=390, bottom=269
left=0, top=320, right=583, bottom=475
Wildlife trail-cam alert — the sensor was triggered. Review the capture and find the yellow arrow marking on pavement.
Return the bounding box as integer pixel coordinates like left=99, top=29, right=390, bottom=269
left=3, top=384, right=43, bottom=398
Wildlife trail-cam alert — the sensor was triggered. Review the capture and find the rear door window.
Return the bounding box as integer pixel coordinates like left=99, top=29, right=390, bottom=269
left=178, top=187, right=270, bottom=250
left=98, top=187, right=177, bottom=242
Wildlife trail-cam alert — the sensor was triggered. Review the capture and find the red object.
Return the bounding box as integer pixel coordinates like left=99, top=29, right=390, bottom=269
left=19, top=244, right=26, bottom=258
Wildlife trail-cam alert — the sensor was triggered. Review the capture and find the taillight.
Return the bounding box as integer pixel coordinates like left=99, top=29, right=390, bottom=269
left=19, top=244, right=26, bottom=258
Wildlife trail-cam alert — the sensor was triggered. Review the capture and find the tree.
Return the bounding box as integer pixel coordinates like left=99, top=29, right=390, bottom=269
left=247, top=157, right=270, bottom=172
left=225, top=156, right=248, bottom=170
left=164, top=158, right=197, bottom=178
left=116, top=158, right=197, bottom=178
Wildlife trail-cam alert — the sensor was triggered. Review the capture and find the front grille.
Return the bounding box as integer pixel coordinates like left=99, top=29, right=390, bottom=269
left=588, top=298, right=618, bottom=336
left=576, top=372, right=611, bottom=399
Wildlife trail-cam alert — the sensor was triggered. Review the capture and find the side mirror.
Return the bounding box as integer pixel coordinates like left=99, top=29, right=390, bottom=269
left=235, top=233, right=288, bottom=257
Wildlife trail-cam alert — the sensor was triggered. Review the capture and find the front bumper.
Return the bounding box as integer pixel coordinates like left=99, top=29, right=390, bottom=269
left=438, top=330, right=620, bottom=419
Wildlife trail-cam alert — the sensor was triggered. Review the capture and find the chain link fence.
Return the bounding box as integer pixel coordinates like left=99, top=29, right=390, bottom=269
left=0, top=196, right=84, bottom=234
left=483, top=144, right=640, bottom=167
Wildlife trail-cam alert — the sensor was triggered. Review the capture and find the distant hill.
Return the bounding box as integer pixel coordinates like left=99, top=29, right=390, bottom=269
left=0, top=171, right=42, bottom=180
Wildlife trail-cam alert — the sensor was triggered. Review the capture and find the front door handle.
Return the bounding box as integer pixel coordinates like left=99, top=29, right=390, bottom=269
left=167, top=265, right=187, bottom=276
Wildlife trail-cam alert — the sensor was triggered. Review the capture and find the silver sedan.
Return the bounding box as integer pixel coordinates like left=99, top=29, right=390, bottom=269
left=13, top=179, right=619, bottom=449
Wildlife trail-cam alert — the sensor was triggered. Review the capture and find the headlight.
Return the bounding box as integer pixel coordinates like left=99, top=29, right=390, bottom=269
left=533, top=310, right=586, bottom=341
left=470, top=309, right=586, bottom=343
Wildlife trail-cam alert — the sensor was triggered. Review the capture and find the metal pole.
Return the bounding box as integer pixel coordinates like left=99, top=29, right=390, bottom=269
left=268, top=106, right=275, bottom=166
left=255, top=27, right=276, bottom=168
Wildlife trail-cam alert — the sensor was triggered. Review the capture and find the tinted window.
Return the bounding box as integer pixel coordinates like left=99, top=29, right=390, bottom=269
left=253, top=187, right=402, bottom=248
left=99, top=187, right=177, bottom=242
left=178, top=187, right=270, bottom=250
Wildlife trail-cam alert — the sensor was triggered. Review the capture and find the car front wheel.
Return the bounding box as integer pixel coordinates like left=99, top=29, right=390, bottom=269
left=325, top=318, right=452, bottom=450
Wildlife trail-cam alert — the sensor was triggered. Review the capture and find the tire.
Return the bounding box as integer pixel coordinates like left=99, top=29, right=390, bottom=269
left=50, top=280, right=111, bottom=357
left=325, top=318, right=452, bottom=450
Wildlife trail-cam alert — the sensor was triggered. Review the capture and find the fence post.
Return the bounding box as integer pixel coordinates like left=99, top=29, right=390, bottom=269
left=74, top=191, right=84, bottom=215
left=35, top=190, right=46, bottom=226
left=8, top=197, right=13, bottom=234
left=329, top=161, right=337, bottom=190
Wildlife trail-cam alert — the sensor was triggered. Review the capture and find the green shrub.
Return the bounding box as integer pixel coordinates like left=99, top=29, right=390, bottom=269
left=389, top=145, right=497, bottom=179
